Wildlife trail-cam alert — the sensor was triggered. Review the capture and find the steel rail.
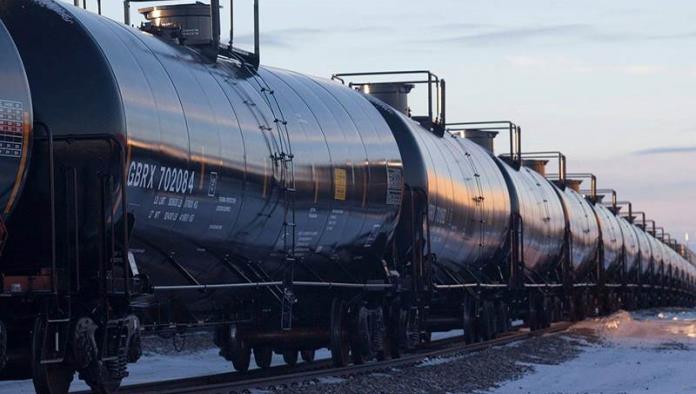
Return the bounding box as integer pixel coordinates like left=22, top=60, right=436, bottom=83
left=85, top=322, right=571, bottom=394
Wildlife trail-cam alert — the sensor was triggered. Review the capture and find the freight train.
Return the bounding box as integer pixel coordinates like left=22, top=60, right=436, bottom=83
left=0, top=1, right=693, bottom=393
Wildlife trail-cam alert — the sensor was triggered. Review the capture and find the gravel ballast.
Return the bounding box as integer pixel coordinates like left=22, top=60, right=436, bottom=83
left=273, top=329, right=599, bottom=394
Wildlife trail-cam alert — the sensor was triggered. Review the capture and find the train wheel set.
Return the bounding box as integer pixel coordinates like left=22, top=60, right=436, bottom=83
left=0, top=1, right=693, bottom=393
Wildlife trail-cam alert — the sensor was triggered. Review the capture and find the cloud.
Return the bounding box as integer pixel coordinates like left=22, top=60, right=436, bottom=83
left=590, top=30, right=696, bottom=42
left=633, top=146, right=696, bottom=155
left=234, top=27, right=323, bottom=48
left=503, top=55, right=668, bottom=77
left=435, top=24, right=591, bottom=46
left=621, top=64, right=663, bottom=76
left=416, top=23, right=696, bottom=47
left=504, top=55, right=596, bottom=73
left=434, top=22, right=490, bottom=31
left=505, top=55, right=547, bottom=67
left=234, top=26, right=389, bottom=48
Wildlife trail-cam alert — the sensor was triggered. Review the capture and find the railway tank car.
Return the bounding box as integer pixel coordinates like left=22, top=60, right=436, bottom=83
left=1, top=0, right=403, bottom=298
left=557, top=181, right=600, bottom=283
left=634, top=223, right=653, bottom=282
left=355, top=88, right=513, bottom=340
left=591, top=200, right=623, bottom=282
left=0, top=1, right=407, bottom=392
left=499, top=160, right=566, bottom=279
left=0, top=1, right=694, bottom=393
left=584, top=195, right=624, bottom=309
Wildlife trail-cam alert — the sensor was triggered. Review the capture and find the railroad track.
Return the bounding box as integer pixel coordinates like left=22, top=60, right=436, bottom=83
left=73, top=322, right=572, bottom=394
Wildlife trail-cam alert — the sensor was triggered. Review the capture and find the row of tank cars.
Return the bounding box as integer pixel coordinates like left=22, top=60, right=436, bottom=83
left=0, top=1, right=693, bottom=393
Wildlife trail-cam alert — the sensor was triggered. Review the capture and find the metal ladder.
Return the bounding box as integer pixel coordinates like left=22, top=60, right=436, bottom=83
left=241, top=64, right=298, bottom=330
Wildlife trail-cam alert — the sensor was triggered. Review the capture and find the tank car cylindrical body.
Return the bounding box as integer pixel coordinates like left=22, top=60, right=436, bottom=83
left=617, top=217, right=640, bottom=282
left=674, top=251, right=684, bottom=284
left=497, top=161, right=565, bottom=276
left=663, top=247, right=675, bottom=284
left=647, top=234, right=665, bottom=285
left=592, top=203, right=623, bottom=281
left=366, top=99, right=511, bottom=283
left=1, top=1, right=403, bottom=322
left=556, top=186, right=600, bottom=280
left=633, top=225, right=653, bottom=284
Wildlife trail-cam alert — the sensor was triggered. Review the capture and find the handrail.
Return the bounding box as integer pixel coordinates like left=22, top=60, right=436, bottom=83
left=518, top=151, right=566, bottom=184
left=448, top=121, right=522, bottom=169
left=644, top=219, right=657, bottom=236
left=564, top=173, right=596, bottom=200
left=331, top=70, right=445, bottom=132
left=74, top=0, right=102, bottom=15
left=591, top=188, right=617, bottom=210
left=603, top=199, right=631, bottom=219
left=623, top=211, right=647, bottom=229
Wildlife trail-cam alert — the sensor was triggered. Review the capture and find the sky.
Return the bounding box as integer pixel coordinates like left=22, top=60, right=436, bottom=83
left=63, top=0, right=696, bottom=248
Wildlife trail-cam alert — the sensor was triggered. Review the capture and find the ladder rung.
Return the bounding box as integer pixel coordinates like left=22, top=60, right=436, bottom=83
left=40, top=358, right=65, bottom=365
left=47, top=318, right=70, bottom=323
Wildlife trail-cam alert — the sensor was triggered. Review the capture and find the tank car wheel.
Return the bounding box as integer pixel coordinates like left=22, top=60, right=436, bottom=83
left=462, top=300, right=475, bottom=344
left=422, top=330, right=432, bottom=343
left=478, top=301, right=495, bottom=340
left=253, top=347, right=273, bottom=369
left=550, top=297, right=562, bottom=323
left=32, top=318, right=75, bottom=394
left=232, top=342, right=251, bottom=372
left=496, top=301, right=510, bottom=334
left=350, top=306, right=371, bottom=365
left=376, top=335, right=392, bottom=362
left=329, top=299, right=350, bottom=367
left=542, top=297, right=552, bottom=328
left=376, top=304, right=394, bottom=361
left=217, top=325, right=251, bottom=372
left=591, top=295, right=600, bottom=317
left=73, top=317, right=124, bottom=394
left=526, top=296, right=539, bottom=331
left=574, top=295, right=585, bottom=322
left=387, top=302, right=404, bottom=359
left=283, top=350, right=298, bottom=366
left=301, top=349, right=315, bottom=363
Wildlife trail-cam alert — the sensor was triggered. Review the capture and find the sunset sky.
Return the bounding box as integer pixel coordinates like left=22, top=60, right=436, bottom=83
left=62, top=0, right=696, bottom=248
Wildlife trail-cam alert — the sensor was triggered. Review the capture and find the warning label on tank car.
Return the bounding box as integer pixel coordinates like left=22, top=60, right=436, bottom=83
left=386, top=167, right=403, bottom=206
left=334, top=168, right=347, bottom=201
left=0, top=100, right=24, bottom=159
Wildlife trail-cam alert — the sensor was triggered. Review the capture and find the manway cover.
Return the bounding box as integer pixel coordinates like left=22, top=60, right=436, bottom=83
left=0, top=18, right=32, bottom=219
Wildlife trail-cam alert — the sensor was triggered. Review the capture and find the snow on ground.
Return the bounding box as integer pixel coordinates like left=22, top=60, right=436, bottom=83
left=487, top=308, right=696, bottom=394
left=431, top=320, right=525, bottom=342
left=2, top=309, right=694, bottom=393
left=0, top=328, right=476, bottom=392
left=0, top=341, right=334, bottom=393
